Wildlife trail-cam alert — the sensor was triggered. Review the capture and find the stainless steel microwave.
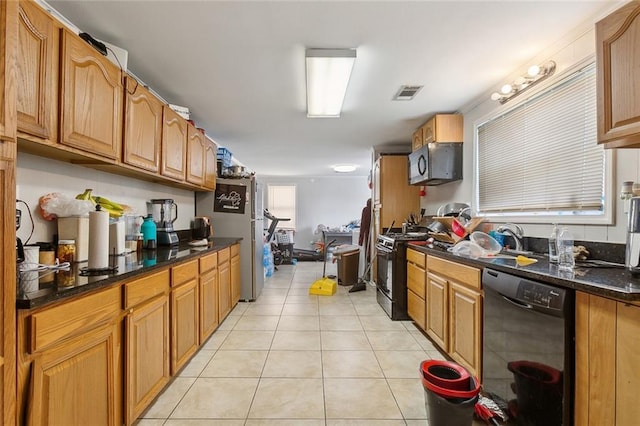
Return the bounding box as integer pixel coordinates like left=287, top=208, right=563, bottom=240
left=408, top=143, right=463, bottom=186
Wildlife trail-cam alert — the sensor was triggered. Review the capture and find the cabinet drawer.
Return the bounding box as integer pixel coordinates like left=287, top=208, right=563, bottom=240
left=218, top=247, right=230, bottom=263
left=123, top=269, right=170, bottom=309
left=199, top=252, right=218, bottom=274
left=427, top=255, right=480, bottom=289
left=172, top=259, right=198, bottom=287
left=30, top=286, right=120, bottom=353
left=407, top=248, right=425, bottom=268
left=231, top=243, right=240, bottom=257
left=407, top=262, right=426, bottom=298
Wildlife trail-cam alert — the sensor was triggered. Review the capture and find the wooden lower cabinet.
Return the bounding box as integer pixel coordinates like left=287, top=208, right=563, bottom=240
left=122, top=269, right=170, bottom=425
left=218, top=248, right=232, bottom=321
left=425, top=255, right=482, bottom=377
left=124, top=293, right=169, bottom=425
left=171, top=280, right=199, bottom=374
left=406, top=248, right=426, bottom=329
left=170, top=267, right=199, bottom=375
left=20, top=286, right=122, bottom=426
left=199, top=253, right=219, bottom=342
left=575, top=292, right=640, bottom=425
left=231, top=243, right=241, bottom=305
left=29, top=321, right=122, bottom=426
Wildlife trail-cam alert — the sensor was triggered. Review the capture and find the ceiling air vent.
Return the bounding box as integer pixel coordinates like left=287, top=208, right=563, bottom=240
left=393, top=85, right=423, bottom=101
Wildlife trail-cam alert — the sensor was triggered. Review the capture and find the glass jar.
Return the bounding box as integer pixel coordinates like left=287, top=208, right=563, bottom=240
left=621, top=181, right=634, bottom=214
left=57, top=239, right=76, bottom=263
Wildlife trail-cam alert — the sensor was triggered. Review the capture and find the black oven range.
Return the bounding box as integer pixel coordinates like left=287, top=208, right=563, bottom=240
left=376, top=232, right=430, bottom=320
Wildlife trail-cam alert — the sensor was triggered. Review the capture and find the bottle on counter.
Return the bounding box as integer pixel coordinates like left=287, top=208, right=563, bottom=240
left=549, top=224, right=559, bottom=263
left=557, top=227, right=574, bottom=271
left=140, top=214, right=157, bottom=250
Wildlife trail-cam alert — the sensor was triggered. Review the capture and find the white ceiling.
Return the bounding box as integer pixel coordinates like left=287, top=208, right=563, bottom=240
left=46, top=0, right=619, bottom=177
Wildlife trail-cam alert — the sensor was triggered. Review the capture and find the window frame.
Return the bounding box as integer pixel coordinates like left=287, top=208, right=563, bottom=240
left=473, top=56, right=614, bottom=225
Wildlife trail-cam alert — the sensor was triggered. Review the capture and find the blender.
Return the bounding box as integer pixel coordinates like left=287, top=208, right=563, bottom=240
left=147, top=199, right=179, bottom=246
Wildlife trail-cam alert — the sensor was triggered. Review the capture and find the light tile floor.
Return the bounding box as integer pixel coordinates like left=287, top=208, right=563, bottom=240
left=136, top=261, right=458, bottom=425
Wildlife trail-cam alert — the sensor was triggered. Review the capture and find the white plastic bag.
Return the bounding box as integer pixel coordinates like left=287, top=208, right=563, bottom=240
left=39, top=193, right=94, bottom=220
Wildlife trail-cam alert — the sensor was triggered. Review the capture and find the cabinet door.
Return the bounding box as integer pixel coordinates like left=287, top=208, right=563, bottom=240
left=199, top=269, right=219, bottom=342
left=161, top=105, right=187, bottom=181
left=123, top=76, right=162, bottom=172
left=231, top=252, right=241, bottom=305
left=0, top=0, right=17, bottom=142
left=0, top=159, right=15, bottom=425
left=426, top=272, right=448, bottom=350
left=60, top=30, right=122, bottom=159
left=17, top=0, right=58, bottom=143
left=596, top=2, right=640, bottom=148
left=125, top=294, right=169, bottom=425
left=186, top=124, right=205, bottom=186
left=218, top=260, right=231, bottom=321
left=379, top=155, right=420, bottom=231
left=615, top=302, right=640, bottom=425
left=448, top=281, right=482, bottom=377
left=170, top=279, right=199, bottom=374
left=29, top=321, right=122, bottom=426
left=204, top=137, right=217, bottom=189
left=407, top=289, right=426, bottom=331
left=422, top=118, right=434, bottom=145
left=411, top=127, right=423, bottom=151
left=407, top=261, right=425, bottom=299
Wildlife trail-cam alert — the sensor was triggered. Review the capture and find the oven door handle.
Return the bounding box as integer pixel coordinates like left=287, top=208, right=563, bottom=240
left=500, top=294, right=533, bottom=310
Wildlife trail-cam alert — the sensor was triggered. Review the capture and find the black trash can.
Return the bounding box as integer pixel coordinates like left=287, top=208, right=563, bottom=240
left=420, top=360, right=480, bottom=426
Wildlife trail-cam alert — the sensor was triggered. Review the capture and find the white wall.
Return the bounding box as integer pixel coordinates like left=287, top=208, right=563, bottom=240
left=422, top=15, right=640, bottom=244
left=16, top=152, right=195, bottom=244
left=261, top=175, right=370, bottom=249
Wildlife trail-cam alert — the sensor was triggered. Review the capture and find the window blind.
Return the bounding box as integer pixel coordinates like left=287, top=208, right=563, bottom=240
left=477, top=62, right=604, bottom=215
left=267, top=185, right=296, bottom=229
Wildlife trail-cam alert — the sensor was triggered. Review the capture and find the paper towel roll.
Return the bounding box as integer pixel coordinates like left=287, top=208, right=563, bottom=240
left=88, top=208, right=110, bottom=269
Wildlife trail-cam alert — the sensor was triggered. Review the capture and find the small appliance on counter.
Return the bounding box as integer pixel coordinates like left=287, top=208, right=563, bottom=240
left=192, top=216, right=212, bottom=240
left=626, top=197, right=640, bottom=275
left=147, top=199, right=179, bottom=246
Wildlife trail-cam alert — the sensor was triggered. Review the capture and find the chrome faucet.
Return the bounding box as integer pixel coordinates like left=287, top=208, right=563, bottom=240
left=496, top=223, right=525, bottom=252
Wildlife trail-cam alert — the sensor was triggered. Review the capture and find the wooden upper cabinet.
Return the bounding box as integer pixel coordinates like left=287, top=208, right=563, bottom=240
left=0, top=1, right=17, bottom=143
left=161, top=106, right=187, bottom=181
left=186, top=124, right=205, bottom=186
left=16, top=0, right=58, bottom=144
left=411, top=127, right=423, bottom=151
left=60, top=29, right=122, bottom=160
left=204, top=137, right=217, bottom=190
left=376, top=155, right=420, bottom=231
left=596, top=2, right=640, bottom=148
left=123, top=76, right=162, bottom=172
left=424, top=114, right=463, bottom=146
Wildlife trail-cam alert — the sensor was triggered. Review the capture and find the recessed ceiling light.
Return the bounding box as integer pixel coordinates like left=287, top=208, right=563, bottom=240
left=332, top=164, right=357, bottom=173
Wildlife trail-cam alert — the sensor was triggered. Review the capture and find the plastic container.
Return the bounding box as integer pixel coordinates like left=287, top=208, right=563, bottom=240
left=557, top=227, right=574, bottom=271
left=549, top=224, right=559, bottom=263
left=470, top=231, right=501, bottom=255
left=448, top=241, right=484, bottom=259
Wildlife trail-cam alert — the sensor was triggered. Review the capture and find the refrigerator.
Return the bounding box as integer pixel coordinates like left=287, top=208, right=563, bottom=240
left=195, top=177, right=264, bottom=301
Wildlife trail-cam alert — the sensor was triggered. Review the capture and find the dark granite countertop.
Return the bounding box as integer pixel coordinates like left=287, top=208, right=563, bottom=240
left=17, top=237, right=241, bottom=310
left=408, top=242, right=640, bottom=302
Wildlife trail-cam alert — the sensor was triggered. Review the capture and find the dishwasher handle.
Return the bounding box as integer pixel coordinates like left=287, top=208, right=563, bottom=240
left=500, top=294, right=534, bottom=310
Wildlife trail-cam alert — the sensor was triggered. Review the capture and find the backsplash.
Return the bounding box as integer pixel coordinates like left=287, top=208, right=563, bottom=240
left=523, top=236, right=626, bottom=264
left=17, top=152, right=195, bottom=245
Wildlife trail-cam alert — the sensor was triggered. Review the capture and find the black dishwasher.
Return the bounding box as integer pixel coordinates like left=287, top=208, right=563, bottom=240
left=482, top=268, right=574, bottom=426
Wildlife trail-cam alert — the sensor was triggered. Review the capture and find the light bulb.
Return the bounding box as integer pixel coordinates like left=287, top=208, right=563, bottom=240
left=490, top=92, right=502, bottom=101
left=500, top=84, right=512, bottom=95
left=527, top=64, right=540, bottom=77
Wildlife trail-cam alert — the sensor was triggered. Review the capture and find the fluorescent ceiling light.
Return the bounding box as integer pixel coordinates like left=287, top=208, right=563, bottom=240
left=306, top=48, right=356, bottom=118
left=332, top=164, right=357, bottom=173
